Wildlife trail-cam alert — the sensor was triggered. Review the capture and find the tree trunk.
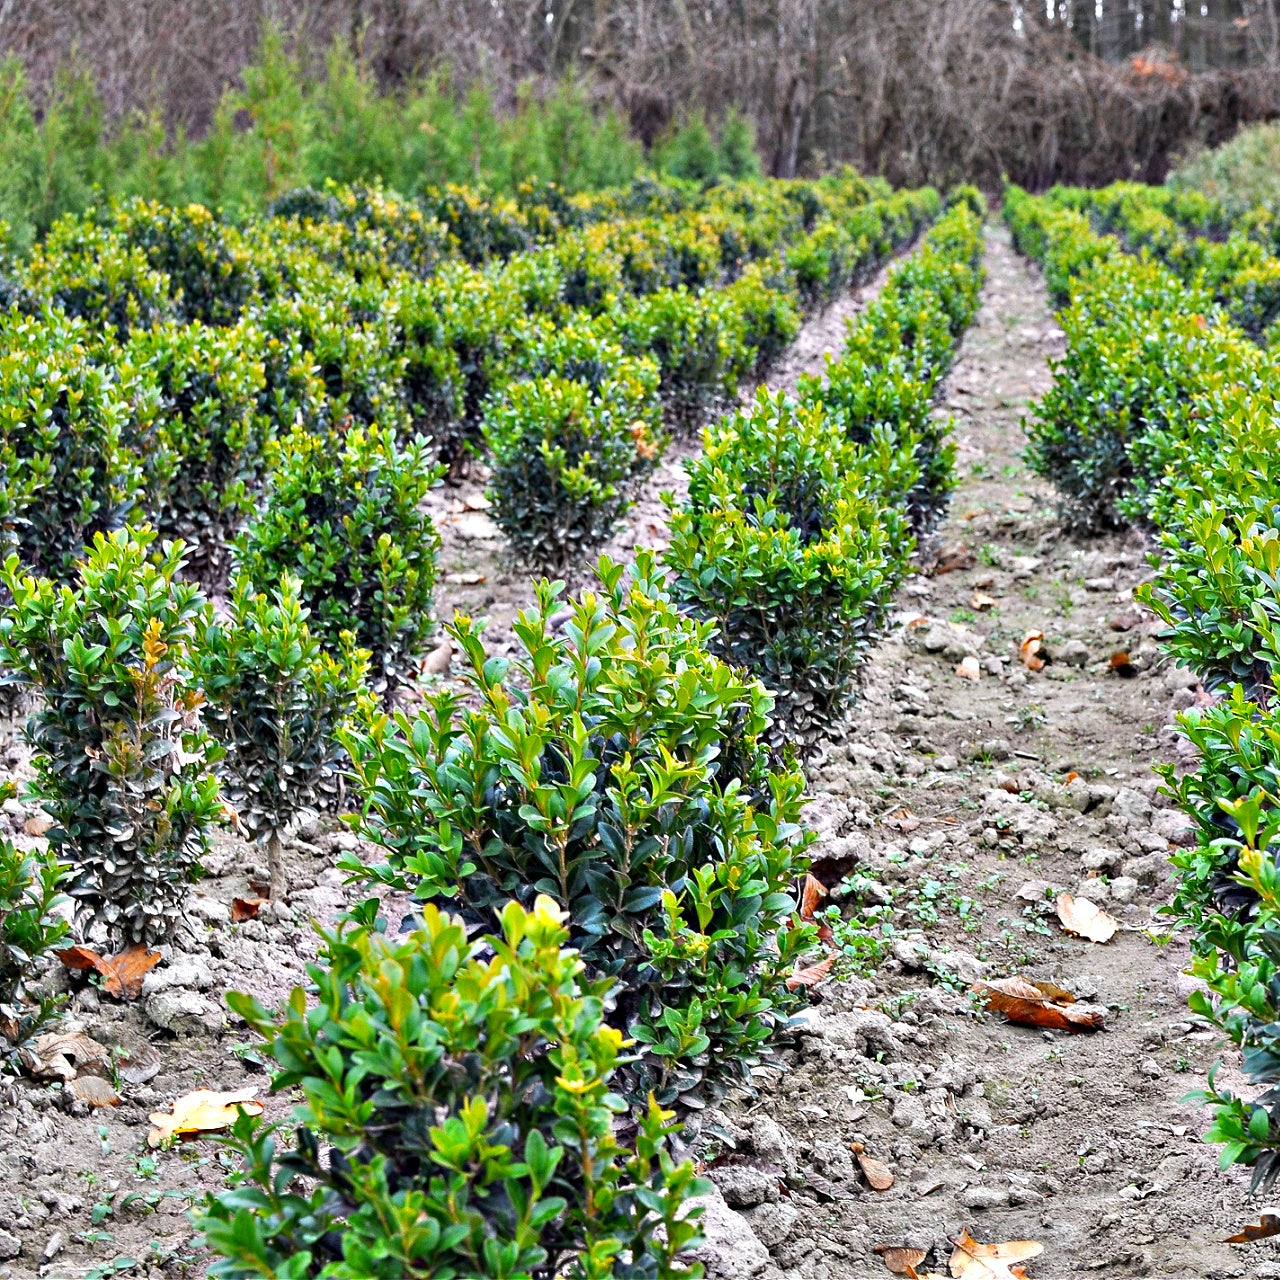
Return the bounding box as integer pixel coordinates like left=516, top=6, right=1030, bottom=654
left=1072, top=0, right=1097, bottom=54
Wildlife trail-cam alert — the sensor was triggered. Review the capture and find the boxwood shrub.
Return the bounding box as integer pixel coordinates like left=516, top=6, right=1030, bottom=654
left=236, top=424, right=444, bottom=695
left=0, top=528, right=223, bottom=944
left=340, top=552, right=816, bottom=1106
left=199, top=896, right=709, bottom=1280
left=664, top=390, right=916, bottom=743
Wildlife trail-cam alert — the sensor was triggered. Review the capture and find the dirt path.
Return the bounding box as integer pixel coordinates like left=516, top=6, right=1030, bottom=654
left=696, top=226, right=1270, bottom=1280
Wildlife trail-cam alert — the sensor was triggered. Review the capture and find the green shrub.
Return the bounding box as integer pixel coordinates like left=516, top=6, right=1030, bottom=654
left=0, top=528, right=223, bottom=944
left=237, top=424, right=444, bottom=695
left=340, top=552, right=816, bottom=1105
left=1173, top=794, right=1280, bottom=1196
left=26, top=216, right=174, bottom=339
left=427, top=262, right=525, bottom=468
left=0, top=826, right=70, bottom=1048
left=125, top=319, right=270, bottom=585
left=195, top=573, right=369, bottom=900
left=256, top=265, right=408, bottom=431
left=483, top=371, right=661, bottom=571
left=199, top=895, right=708, bottom=1280
left=613, top=286, right=751, bottom=433
left=0, top=311, right=159, bottom=580
left=723, top=262, right=802, bottom=375
left=1022, top=256, right=1230, bottom=531
left=109, top=198, right=258, bottom=326
left=664, top=391, right=915, bottom=742
left=945, top=185, right=988, bottom=218
left=1171, top=122, right=1280, bottom=217
left=811, top=355, right=951, bottom=530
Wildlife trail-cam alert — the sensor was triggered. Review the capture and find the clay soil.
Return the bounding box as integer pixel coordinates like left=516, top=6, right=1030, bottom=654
left=0, top=227, right=1269, bottom=1280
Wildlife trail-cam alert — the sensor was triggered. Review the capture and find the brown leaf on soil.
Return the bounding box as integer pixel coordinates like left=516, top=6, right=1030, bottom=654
left=787, top=954, right=835, bottom=991
left=874, top=1244, right=926, bottom=1276
left=930, top=543, right=976, bottom=575
left=1019, top=630, right=1045, bottom=671
left=22, top=1030, right=112, bottom=1081
left=56, top=943, right=161, bottom=1000
left=955, top=655, right=982, bottom=681
left=1055, top=893, right=1119, bottom=943
left=947, top=1229, right=1043, bottom=1279
left=117, top=1043, right=162, bottom=1086
left=68, top=1075, right=121, bottom=1107
left=148, top=1087, right=264, bottom=1148
left=885, top=808, right=922, bottom=833
left=800, top=873, right=828, bottom=922
left=971, top=976, right=1105, bottom=1033
left=852, top=1142, right=895, bottom=1191
left=1225, top=1214, right=1280, bottom=1243
left=971, top=591, right=998, bottom=611
left=232, top=897, right=267, bottom=922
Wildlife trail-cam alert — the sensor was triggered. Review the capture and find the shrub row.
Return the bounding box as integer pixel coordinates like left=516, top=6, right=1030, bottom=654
left=487, top=185, right=941, bottom=569
left=0, top=173, right=929, bottom=614
left=664, top=195, right=986, bottom=743
left=0, top=175, right=944, bottom=1276
left=1007, top=183, right=1280, bottom=1195
left=1038, top=181, right=1280, bottom=346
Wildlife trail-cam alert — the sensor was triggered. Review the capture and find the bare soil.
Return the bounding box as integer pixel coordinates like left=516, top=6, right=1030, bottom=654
left=0, top=229, right=1266, bottom=1280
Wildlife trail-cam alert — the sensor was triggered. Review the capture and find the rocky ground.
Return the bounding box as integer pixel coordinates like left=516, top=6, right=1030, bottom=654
left=0, top=227, right=1268, bottom=1280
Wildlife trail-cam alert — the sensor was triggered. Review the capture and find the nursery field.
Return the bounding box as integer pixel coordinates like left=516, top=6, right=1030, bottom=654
left=0, top=165, right=1279, bottom=1280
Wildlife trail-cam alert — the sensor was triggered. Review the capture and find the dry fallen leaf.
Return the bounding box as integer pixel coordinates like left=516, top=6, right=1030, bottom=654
left=22, top=1030, right=112, bottom=1081
left=1109, top=650, right=1136, bottom=677
left=1055, top=893, right=1119, bottom=944
left=874, top=1244, right=926, bottom=1276
left=800, top=873, right=828, bottom=922
left=148, top=1087, right=264, bottom=1148
left=1225, top=1214, right=1280, bottom=1243
left=955, top=655, right=981, bottom=681
left=852, top=1143, right=895, bottom=1191
left=787, top=954, right=835, bottom=991
left=231, top=897, right=266, bottom=922
left=885, top=808, right=922, bottom=833
left=56, top=943, right=161, bottom=1000
left=972, top=976, right=1105, bottom=1034
left=69, top=1075, right=121, bottom=1107
left=931, top=543, right=976, bottom=575
left=1019, top=630, right=1045, bottom=672
left=947, top=1229, right=1043, bottom=1280
left=971, top=591, right=998, bottom=611
left=117, top=1044, right=162, bottom=1086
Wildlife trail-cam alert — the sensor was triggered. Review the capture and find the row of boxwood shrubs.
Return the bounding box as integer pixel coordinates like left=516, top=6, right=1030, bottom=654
left=0, top=176, right=958, bottom=1279
left=664, top=189, right=986, bottom=744
left=1008, top=180, right=1280, bottom=1197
